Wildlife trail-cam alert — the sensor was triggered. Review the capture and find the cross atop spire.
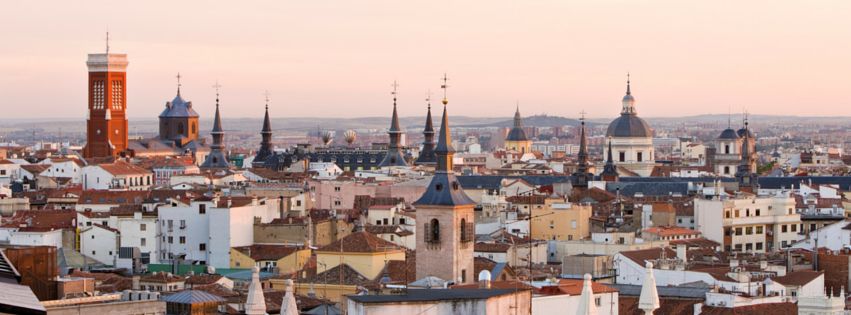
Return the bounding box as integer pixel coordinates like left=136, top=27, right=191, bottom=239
left=440, top=73, right=449, bottom=105
left=212, top=80, right=222, bottom=105
left=425, top=89, right=432, bottom=109
left=105, top=30, right=110, bottom=54
left=264, top=90, right=271, bottom=110
left=579, top=110, right=587, bottom=122
left=391, top=80, right=399, bottom=107
left=177, top=73, right=184, bottom=96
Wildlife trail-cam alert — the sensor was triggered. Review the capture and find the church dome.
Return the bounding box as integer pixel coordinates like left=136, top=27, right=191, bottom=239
left=737, top=127, right=753, bottom=138
left=506, top=127, right=529, bottom=141
left=606, top=114, right=652, bottom=138
left=718, top=128, right=739, bottom=140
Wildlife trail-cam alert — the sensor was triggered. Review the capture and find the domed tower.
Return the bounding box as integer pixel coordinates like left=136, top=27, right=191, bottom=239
left=714, top=116, right=742, bottom=176
left=158, top=75, right=200, bottom=148
left=603, top=74, right=655, bottom=176
left=505, top=106, right=532, bottom=153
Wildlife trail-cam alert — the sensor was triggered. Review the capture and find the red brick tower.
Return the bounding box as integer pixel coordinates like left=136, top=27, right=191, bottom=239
left=83, top=36, right=129, bottom=159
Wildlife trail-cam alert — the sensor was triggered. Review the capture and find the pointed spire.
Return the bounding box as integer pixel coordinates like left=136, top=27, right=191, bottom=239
left=576, top=274, right=598, bottom=315
left=513, top=104, right=523, bottom=129
left=245, top=267, right=267, bottom=315
left=415, top=90, right=437, bottom=165
left=435, top=102, right=454, bottom=171
left=639, top=262, right=660, bottom=315
left=212, top=97, right=223, bottom=134
left=424, top=91, right=434, bottom=133
left=262, top=91, right=272, bottom=134
left=280, top=279, right=298, bottom=315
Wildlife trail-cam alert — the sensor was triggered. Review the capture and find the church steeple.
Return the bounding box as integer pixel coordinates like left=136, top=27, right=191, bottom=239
left=735, top=117, right=757, bottom=188
left=572, top=114, right=593, bottom=187
left=201, top=84, right=229, bottom=170
left=379, top=81, right=409, bottom=168
left=254, top=92, right=274, bottom=165
left=601, top=139, right=619, bottom=182
left=414, top=91, right=437, bottom=165
left=414, top=74, right=476, bottom=285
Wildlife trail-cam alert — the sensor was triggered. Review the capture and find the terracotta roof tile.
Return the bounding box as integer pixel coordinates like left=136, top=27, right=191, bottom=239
left=771, top=270, right=822, bottom=286
left=316, top=231, right=403, bottom=253
left=232, top=244, right=302, bottom=261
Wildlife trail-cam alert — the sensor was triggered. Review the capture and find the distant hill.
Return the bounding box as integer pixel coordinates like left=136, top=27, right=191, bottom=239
left=461, top=114, right=588, bottom=128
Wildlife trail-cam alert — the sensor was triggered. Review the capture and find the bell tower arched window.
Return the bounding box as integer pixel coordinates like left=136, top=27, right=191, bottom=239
left=426, top=218, right=440, bottom=243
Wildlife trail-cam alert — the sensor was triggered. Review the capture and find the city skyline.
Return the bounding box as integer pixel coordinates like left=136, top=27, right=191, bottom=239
left=2, top=1, right=851, bottom=120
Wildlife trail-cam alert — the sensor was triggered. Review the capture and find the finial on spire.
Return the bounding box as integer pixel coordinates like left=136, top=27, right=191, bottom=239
left=177, top=73, right=183, bottom=95
left=264, top=90, right=271, bottom=110
left=105, top=30, right=110, bottom=54
left=440, top=73, right=449, bottom=105
left=425, top=90, right=432, bottom=109
left=212, top=80, right=222, bottom=107
left=391, top=80, right=399, bottom=107
left=626, top=72, right=631, bottom=95
left=579, top=110, right=587, bottom=122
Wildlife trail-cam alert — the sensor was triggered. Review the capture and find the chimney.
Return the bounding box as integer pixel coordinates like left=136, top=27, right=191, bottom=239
left=478, top=270, right=492, bottom=289
left=759, top=260, right=768, bottom=270
left=132, top=276, right=140, bottom=290
left=676, top=245, right=687, bottom=265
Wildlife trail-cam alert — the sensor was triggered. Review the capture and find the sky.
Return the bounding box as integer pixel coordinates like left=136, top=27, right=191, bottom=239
left=1, top=1, right=850, bottom=120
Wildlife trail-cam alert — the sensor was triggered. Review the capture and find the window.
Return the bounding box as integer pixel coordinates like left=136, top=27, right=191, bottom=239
left=756, top=226, right=763, bottom=234
left=425, top=219, right=440, bottom=243
left=745, top=209, right=750, bottom=217
left=141, top=238, right=147, bottom=246
left=735, top=209, right=740, bottom=217
left=199, top=243, right=206, bottom=251
left=781, top=225, right=788, bottom=233
left=746, top=227, right=753, bottom=235
left=177, top=122, right=184, bottom=134
left=461, top=269, right=467, bottom=283
left=199, top=204, right=206, bottom=214
left=168, top=236, right=173, bottom=244
left=745, top=243, right=753, bottom=251
left=460, top=218, right=467, bottom=241
left=755, top=242, right=763, bottom=250
left=637, top=151, right=643, bottom=162
left=724, top=145, right=730, bottom=154
left=724, top=166, right=730, bottom=174
left=755, top=209, right=761, bottom=216
left=92, top=250, right=96, bottom=255
left=180, top=220, right=186, bottom=229
left=735, top=227, right=742, bottom=236
left=619, top=152, right=625, bottom=162
left=595, top=297, right=601, bottom=306
left=781, top=241, right=788, bottom=248
left=734, top=244, right=742, bottom=251
left=334, top=186, right=341, bottom=192
left=791, top=224, right=797, bottom=232
left=179, top=236, right=186, bottom=244
left=725, top=211, right=730, bottom=218
left=140, top=224, right=146, bottom=231
left=295, top=200, right=302, bottom=207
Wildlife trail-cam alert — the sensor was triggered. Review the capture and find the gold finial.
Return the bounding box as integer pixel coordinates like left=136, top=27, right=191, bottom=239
left=440, top=73, right=449, bottom=105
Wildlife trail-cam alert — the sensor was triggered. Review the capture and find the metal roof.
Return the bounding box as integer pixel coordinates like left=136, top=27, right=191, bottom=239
left=607, top=283, right=709, bottom=299
left=159, top=94, right=200, bottom=118
left=162, top=290, right=226, bottom=304
left=718, top=128, right=739, bottom=140
left=606, top=182, right=689, bottom=197
left=606, top=113, right=652, bottom=138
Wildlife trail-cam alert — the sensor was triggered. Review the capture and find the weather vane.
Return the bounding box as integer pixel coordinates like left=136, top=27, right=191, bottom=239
left=425, top=90, right=432, bottom=108
left=391, top=80, right=399, bottom=106
left=176, top=73, right=183, bottom=95
left=264, top=90, right=271, bottom=109
left=212, top=80, right=221, bottom=105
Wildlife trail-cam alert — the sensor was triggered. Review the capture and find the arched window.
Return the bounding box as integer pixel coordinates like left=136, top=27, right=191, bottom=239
left=460, top=218, right=467, bottom=242
left=191, top=122, right=196, bottom=134
left=430, top=219, right=440, bottom=243
left=177, top=122, right=185, bottom=134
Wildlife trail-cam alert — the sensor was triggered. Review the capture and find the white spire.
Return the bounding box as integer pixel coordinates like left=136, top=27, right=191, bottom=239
left=280, top=279, right=298, bottom=315
left=576, top=273, right=598, bottom=315
left=639, top=262, right=660, bottom=315
left=245, top=266, right=267, bottom=315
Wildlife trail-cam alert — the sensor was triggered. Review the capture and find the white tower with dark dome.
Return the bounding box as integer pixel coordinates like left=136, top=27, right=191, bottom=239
left=603, top=75, right=655, bottom=177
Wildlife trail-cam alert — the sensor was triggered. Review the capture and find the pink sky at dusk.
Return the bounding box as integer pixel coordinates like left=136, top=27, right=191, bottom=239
left=1, top=1, right=850, bottom=120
